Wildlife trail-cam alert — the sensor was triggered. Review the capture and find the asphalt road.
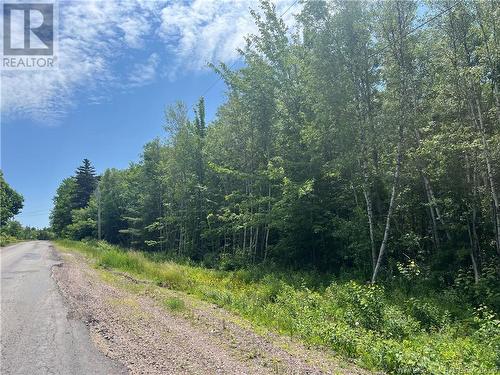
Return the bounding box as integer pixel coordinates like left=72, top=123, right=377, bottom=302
left=0, top=241, right=125, bottom=375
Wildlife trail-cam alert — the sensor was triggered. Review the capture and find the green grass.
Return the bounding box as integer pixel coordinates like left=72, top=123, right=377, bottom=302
left=55, top=239, right=500, bottom=374
left=0, top=234, right=20, bottom=247
left=163, top=296, right=186, bottom=312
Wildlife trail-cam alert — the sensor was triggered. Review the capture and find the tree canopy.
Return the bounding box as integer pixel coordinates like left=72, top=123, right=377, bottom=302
left=51, top=0, right=499, bottom=294
left=0, top=171, right=23, bottom=226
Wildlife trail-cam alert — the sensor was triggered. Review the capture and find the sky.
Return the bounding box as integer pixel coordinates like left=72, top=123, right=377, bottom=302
left=1, top=0, right=300, bottom=228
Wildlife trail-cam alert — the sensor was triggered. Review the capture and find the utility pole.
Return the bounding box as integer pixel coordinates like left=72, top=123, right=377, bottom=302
left=97, top=184, right=102, bottom=241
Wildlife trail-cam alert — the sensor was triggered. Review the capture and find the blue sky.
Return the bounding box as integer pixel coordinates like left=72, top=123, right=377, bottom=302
left=1, top=0, right=299, bottom=228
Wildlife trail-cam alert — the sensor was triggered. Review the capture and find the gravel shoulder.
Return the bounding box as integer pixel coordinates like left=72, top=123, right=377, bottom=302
left=0, top=241, right=126, bottom=375
left=52, top=246, right=372, bottom=375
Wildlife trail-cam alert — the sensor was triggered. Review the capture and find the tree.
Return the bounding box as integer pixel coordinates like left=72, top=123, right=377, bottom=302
left=0, top=171, right=24, bottom=226
left=98, top=168, right=128, bottom=244
left=371, top=0, right=417, bottom=283
left=66, top=197, right=97, bottom=240
left=49, top=0, right=499, bottom=288
left=73, top=159, right=98, bottom=209
left=50, top=177, right=77, bottom=236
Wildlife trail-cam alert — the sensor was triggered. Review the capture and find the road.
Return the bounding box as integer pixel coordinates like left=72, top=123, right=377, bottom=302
left=0, top=241, right=125, bottom=375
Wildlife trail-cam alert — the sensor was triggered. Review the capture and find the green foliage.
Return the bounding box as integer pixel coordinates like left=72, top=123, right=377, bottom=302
left=50, top=1, right=500, bottom=289
left=73, top=158, right=98, bottom=209
left=50, top=1, right=500, bottom=372
left=65, top=197, right=97, bottom=240
left=50, top=177, right=77, bottom=235
left=0, top=234, right=18, bottom=247
left=327, top=281, right=384, bottom=331
left=58, top=239, right=499, bottom=374
left=50, top=160, right=98, bottom=237
left=0, top=171, right=23, bottom=226
left=473, top=305, right=500, bottom=354
left=406, top=298, right=450, bottom=332
left=0, top=220, right=54, bottom=243
left=163, top=297, right=185, bottom=312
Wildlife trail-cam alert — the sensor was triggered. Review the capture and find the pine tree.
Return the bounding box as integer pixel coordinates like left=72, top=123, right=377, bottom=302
left=73, top=159, right=98, bottom=209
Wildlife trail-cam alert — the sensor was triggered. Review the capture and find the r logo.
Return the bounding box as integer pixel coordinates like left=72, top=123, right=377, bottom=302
left=3, top=3, right=54, bottom=56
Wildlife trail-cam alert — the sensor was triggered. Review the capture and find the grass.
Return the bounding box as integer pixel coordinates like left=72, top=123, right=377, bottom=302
left=163, top=296, right=185, bottom=312
left=55, top=239, right=500, bottom=374
left=0, top=234, right=21, bottom=247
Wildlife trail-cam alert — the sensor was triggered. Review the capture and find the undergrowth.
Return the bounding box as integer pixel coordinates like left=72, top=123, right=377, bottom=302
left=55, top=239, right=500, bottom=374
left=0, top=234, right=20, bottom=247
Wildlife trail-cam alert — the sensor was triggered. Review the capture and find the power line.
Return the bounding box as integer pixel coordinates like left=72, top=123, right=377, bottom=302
left=373, top=1, right=460, bottom=60
left=18, top=210, right=51, bottom=217
left=19, top=209, right=49, bottom=214
left=201, top=0, right=301, bottom=97
left=201, top=0, right=459, bottom=99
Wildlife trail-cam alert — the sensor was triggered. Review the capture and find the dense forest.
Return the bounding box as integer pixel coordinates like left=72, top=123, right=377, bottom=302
left=52, top=0, right=499, bottom=287
left=3, top=0, right=500, bottom=373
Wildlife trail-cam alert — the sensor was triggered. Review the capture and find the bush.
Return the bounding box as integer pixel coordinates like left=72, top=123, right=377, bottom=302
left=326, top=281, right=384, bottom=331
left=0, top=234, right=18, bottom=247
left=473, top=305, right=500, bottom=356
left=406, top=298, right=450, bottom=331
left=382, top=305, right=421, bottom=339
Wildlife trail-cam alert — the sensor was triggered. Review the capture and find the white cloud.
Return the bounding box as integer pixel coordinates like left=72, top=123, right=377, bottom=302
left=127, top=52, right=160, bottom=87
left=1, top=0, right=158, bottom=122
left=158, top=0, right=299, bottom=77
left=1, top=0, right=300, bottom=123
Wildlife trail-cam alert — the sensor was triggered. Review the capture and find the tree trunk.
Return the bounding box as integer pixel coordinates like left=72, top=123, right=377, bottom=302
left=473, top=0, right=500, bottom=125
left=371, top=135, right=403, bottom=284
left=467, top=220, right=481, bottom=284
left=421, top=173, right=440, bottom=249
left=472, top=95, right=500, bottom=255
left=465, top=154, right=481, bottom=283
left=363, top=187, right=377, bottom=271
left=264, top=184, right=271, bottom=261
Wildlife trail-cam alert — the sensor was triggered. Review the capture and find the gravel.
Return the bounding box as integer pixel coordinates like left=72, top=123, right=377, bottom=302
left=52, top=249, right=371, bottom=375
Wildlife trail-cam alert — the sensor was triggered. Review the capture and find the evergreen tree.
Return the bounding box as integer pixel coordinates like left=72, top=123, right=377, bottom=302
left=50, top=0, right=499, bottom=288
left=73, top=159, right=98, bottom=209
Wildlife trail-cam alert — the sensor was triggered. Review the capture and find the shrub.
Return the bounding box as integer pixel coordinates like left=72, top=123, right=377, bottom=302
left=0, top=234, right=18, bottom=247
left=326, top=281, right=384, bottom=331
left=473, top=305, right=500, bottom=357
left=406, top=298, right=450, bottom=331
left=382, top=305, right=421, bottom=339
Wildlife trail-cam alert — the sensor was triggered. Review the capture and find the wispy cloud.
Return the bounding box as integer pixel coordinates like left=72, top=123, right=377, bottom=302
left=158, top=0, right=299, bottom=77
left=1, top=0, right=300, bottom=123
left=159, top=0, right=257, bottom=76
left=127, top=52, right=160, bottom=87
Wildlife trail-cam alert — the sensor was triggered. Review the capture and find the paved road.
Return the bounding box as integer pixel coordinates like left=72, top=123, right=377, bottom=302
left=0, top=241, right=125, bottom=375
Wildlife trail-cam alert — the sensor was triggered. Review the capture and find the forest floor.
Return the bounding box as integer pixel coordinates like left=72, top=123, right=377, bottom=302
left=53, top=245, right=372, bottom=375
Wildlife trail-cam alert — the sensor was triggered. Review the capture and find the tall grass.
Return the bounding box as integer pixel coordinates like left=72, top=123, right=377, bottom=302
left=0, top=234, right=20, bottom=247
left=55, top=239, right=499, bottom=374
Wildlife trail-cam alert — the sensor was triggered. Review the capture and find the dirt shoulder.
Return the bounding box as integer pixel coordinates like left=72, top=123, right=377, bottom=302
left=52, top=247, right=372, bottom=375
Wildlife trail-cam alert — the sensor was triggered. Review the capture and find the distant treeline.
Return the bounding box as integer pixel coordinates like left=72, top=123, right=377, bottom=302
left=51, top=0, right=499, bottom=290
left=0, top=171, right=52, bottom=245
